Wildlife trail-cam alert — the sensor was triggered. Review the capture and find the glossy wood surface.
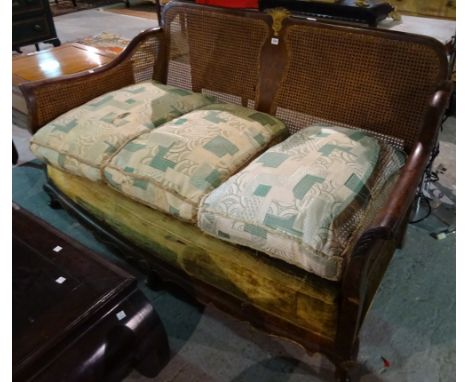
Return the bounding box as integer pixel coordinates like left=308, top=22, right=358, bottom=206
left=12, top=204, right=169, bottom=381
left=13, top=43, right=117, bottom=86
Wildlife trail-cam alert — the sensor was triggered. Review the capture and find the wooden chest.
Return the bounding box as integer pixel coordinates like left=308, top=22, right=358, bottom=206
left=13, top=0, right=60, bottom=50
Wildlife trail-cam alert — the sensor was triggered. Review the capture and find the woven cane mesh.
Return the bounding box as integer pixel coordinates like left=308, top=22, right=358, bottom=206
left=276, top=108, right=406, bottom=151
left=276, top=25, right=446, bottom=152
left=131, top=33, right=163, bottom=83
left=166, top=12, right=193, bottom=90
left=33, top=61, right=135, bottom=130
left=336, top=146, right=403, bottom=258
left=164, top=6, right=269, bottom=104
left=201, top=89, right=243, bottom=105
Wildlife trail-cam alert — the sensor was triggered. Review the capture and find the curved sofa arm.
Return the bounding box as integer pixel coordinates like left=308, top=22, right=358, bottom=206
left=19, top=28, right=165, bottom=134
left=339, top=79, right=454, bottom=319
left=369, top=80, right=454, bottom=240
left=336, top=81, right=453, bottom=355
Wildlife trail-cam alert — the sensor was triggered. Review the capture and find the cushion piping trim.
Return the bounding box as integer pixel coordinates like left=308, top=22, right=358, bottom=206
left=197, top=201, right=344, bottom=263
left=103, top=164, right=200, bottom=208
left=197, top=206, right=343, bottom=280
left=102, top=130, right=290, bottom=214
left=30, top=128, right=150, bottom=174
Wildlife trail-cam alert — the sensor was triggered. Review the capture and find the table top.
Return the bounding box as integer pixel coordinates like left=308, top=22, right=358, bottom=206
left=12, top=43, right=117, bottom=87
left=12, top=204, right=135, bottom=379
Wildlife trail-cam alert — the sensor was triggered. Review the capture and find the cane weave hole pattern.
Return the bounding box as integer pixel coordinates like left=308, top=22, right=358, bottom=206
left=276, top=25, right=446, bottom=153
left=34, top=60, right=135, bottom=130
left=165, top=6, right=269, bottom=102
left=276, top=107, right=406, bottom=151
left=131, top=34, right=162, bottom=83
left=202, top=89, right=243, bottom=106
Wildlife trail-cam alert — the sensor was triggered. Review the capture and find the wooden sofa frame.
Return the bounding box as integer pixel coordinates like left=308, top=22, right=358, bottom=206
left=20, top=2, right=452, bottom=380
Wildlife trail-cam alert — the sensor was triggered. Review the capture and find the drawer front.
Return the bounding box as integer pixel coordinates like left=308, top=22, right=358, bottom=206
left=13, top=17, right=51, bottom=45
left=13, top=0, right=45, bottom=15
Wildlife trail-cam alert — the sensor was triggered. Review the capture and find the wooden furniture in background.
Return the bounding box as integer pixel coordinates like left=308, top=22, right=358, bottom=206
left=259, top=0, right=395, bottom=26
left=13, top=43, right=118, bottom=131
left=13, top=0, right=61, bottom=52
left=13, top=204, right=169, bottom=381
left=390, top=0, right=455, bottom=18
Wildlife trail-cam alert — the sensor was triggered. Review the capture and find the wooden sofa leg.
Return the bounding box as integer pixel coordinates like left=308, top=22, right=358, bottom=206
left=146, top=271, right=164, bottom=290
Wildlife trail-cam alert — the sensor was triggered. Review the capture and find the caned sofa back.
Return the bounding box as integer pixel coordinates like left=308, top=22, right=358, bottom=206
left=161, top=2, right=448, bottom=153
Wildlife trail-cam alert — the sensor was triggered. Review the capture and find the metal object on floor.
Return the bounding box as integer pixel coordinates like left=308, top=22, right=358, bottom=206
left=431, top=226, right=455, bottom=240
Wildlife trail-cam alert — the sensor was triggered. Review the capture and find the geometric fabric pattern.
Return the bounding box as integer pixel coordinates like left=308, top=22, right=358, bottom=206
left=198, top=125, right=406, bottom=281
left=102, top=103, right=287, bottom=222
left=30, top=80, right=216, bottom=181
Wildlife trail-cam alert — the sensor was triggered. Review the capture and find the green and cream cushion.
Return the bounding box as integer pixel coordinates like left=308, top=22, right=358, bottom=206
left=198, top=125, right=406, bottom=281
left=30, top=80, right=216, bottom=181
left=102, top=103, right=287, bottom=223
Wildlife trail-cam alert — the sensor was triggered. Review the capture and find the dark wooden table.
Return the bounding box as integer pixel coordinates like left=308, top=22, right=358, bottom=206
left=13, top=204, right=169, bottom=381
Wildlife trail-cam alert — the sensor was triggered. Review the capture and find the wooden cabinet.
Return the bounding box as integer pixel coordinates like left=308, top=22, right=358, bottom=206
left=391, top=0, right=455, bottom=19
left=13, top=0, right=61, bottom=51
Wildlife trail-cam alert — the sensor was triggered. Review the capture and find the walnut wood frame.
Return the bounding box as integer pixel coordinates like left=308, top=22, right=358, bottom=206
left=19, top=3, right=453, bottom=380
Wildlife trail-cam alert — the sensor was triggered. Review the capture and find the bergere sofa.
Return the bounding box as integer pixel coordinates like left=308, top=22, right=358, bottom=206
left=21, top=2, right=452, bottom=380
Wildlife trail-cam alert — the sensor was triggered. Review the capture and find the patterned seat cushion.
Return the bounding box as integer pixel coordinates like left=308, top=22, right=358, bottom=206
left=198, top=124, right=406, bottom=281
left=102, top=103, right=287, bottom=222
left=30, top=80, right=216, bottom=181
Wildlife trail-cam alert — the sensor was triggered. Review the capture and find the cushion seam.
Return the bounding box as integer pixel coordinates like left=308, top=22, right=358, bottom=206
left=99, top=129, right=153, bottom=180
left=31, top=141, right=104, bottom=170
left=197, top=207, right=344, bottom=262
left=102, top=130, right=288, bottom=212
left=103, top=164, right=200, bottom=208
left=32, top=129, right=151, bottom=177
left=105, top=182, right=197, bottom=223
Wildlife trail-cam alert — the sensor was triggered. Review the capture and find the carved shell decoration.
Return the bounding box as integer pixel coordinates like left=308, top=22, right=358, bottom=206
left=266, top=8, right=291, bottom=37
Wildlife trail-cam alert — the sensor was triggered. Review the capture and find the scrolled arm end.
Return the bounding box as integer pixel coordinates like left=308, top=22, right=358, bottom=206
left=367, top=80, right=454, bottom=238
left=19, top=27, right=165, bottom=134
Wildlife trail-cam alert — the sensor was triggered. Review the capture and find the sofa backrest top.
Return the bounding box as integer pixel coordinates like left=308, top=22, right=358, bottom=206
left=161, top=2, right=448, bottom=152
